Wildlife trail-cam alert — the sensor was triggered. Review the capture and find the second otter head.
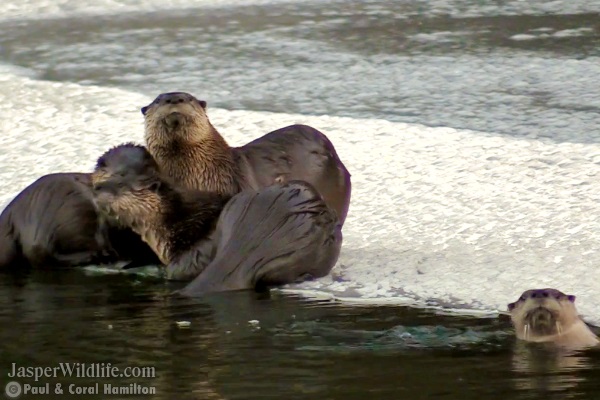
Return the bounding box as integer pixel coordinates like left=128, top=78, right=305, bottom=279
left=141, top=92, right=212, bottom=145
left=508, top=288, right=579, bottom=341
left=92, top=146, right=164, bottom=228
left=92, top=143, right=158, bottom=186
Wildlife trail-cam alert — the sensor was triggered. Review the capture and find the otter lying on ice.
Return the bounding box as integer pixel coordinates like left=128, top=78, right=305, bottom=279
left=141, top=91, right=352, bottom=227
left=93, top=145, right=342, bottom=296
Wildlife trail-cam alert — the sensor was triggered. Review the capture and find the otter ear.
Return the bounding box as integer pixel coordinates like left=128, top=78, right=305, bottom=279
left=567, top=295, right=576, bottom=303
left=141, top=106, right=149, bottom=115
left=507, top=302, right=516, bottom=311
left=198, top=100, right=207, bottom=109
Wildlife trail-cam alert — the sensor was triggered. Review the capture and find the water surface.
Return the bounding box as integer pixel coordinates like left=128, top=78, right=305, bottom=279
left=1, top=269, right=599, bottom=399
left=1, top=0, right=600, bottom=398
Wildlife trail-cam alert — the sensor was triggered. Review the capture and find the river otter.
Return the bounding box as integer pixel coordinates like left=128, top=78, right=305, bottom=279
left=141, top=92, right=351, bottom=226
left=508, top=288, right=599, bottom=349
left=93, top=150, right=228, bottom=276
left=0, top=144, right=160, bottom=271
left=179, top=180, right=343, bottom=296
left=92, top=147, right=343, bottom=295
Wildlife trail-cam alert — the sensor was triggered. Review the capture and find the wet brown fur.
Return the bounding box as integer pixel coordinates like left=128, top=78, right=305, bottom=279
left=0, top=144, right=161, bottom=270
left=142, top=92, right=352, bottom=226
left=92, top=146, right=343, bottom=295
left=143, top=96, right=238, bottom=196
left=93, top=151, right=229, bottom=269
left=508, top=288, right=599, bottom=349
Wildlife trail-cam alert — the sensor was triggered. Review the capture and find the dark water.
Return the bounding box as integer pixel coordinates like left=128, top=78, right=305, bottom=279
left=1, top=0, right=600, bottom=398
left=1, top=269, right=599, bottom=400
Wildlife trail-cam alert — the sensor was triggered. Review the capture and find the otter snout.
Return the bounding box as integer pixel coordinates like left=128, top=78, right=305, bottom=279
left=528, top=307, right=554, bottom=325
left=164, top=112, right=183, bottom=129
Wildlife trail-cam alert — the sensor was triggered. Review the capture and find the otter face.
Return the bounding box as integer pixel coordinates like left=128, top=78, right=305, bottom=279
left=92, top=143, right=159, bottom=187
left=508, top=288, right=579, bottom=342
left=93, top=173, right=164, bottom=230
left=92, top=145, right=164, bottom=230
left=142, top=92, right=212, bottom=146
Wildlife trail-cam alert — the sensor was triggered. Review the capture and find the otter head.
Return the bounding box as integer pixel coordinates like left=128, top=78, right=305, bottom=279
left=92, top=146, right=164, bottom=231
left=92, top=143, right=158, bottom=187
left=142, top=92, right=212, bottom=146
left=508, top=288, right=580, bottom=342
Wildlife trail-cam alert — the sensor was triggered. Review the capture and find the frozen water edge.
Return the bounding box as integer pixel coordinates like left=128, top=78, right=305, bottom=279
left=4, top=0, right=600, bottom=22
left=1, top=66, right=599, bottom=327
left=1, top=0, right=324, bottom=22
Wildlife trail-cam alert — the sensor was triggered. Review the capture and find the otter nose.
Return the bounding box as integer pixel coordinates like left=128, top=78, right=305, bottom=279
left=530, top=289, right=549, bottom=299
left=159, top=93, right=191, bottom=106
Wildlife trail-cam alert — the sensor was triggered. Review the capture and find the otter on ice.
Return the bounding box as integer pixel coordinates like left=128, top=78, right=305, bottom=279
left=508, top=288, right=599, bottom=349
left=93, top=147, right=228, bottom=275
left=141, top=92, right=352, bottom=226
left=92, top=146, right=343, bottom=295
left=0, top=143, right=161, bottom=270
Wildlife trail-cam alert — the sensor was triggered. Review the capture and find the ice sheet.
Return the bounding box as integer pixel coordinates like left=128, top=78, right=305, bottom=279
left=1, top=65, right=599, bottom=325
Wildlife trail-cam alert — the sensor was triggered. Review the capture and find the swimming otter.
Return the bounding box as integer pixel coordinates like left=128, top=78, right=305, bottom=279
left=0, top=144, right=160, bottom=271
left=508, top=288, right=599, bottom=349
left=92, top=147, right=342, bottom=295
left=141, top=92, right=351, bottom=226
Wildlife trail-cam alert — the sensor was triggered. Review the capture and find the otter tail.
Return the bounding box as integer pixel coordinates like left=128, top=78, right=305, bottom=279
left=178, top=180, right=343, bottom=297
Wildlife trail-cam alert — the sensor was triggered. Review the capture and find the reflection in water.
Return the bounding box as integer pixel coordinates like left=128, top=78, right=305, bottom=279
left=0, top=269, right=599, bottom=399
left=511, top=341, right=598, bottom=399
left=276, top=321, right=510, bottom=352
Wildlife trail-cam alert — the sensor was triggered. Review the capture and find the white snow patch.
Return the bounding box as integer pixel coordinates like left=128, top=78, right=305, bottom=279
left=1, top=66, right=599, bottom=326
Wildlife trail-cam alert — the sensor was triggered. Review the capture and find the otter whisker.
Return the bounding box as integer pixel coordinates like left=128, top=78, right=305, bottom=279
left=556, top=322, right=563, bottom=336
left=524, top=324, right=529, bottom=340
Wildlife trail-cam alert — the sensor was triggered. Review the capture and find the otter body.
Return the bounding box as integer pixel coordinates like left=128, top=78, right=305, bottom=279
left=508, top=288, right=599, bottom=350
left=142, top=92, right=351, bottom=226
left=0, top=173, right=156, bottom=270
left=93, top=152, right=228, bottom=277
left=92, top=146, right=342, bottom=296
left=0, top=144, right=161, bottom=271
left=179, top=180, right=342, bottom=296
left=0, top=173, right=115, bottom=270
